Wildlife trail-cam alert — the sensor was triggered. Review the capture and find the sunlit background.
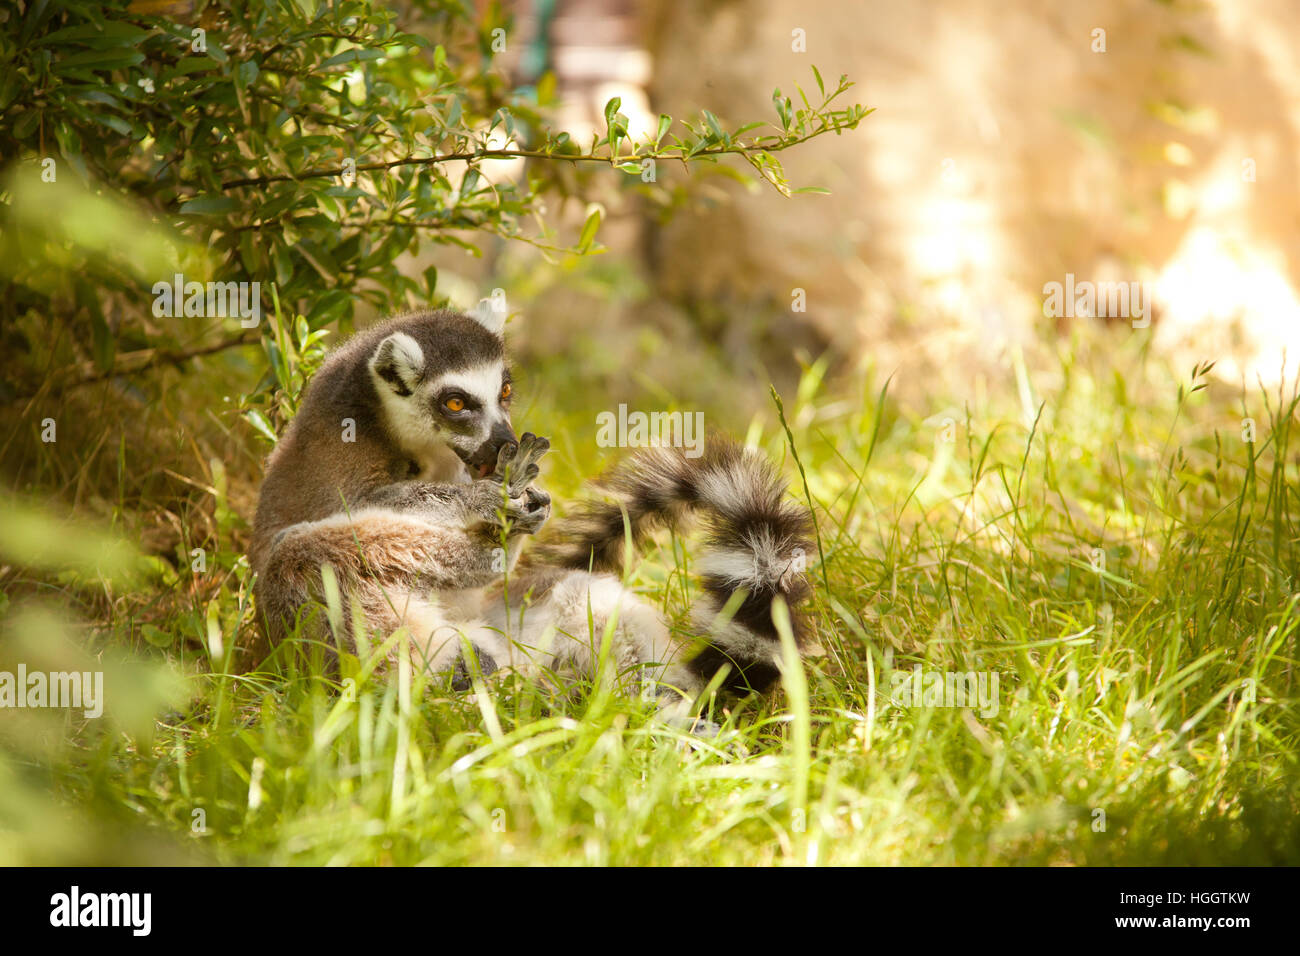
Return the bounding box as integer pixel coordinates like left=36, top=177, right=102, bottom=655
left=450, top=0, right=1300, bottom=397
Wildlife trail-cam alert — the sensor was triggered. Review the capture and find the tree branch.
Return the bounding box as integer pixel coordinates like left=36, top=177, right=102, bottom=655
left=6, top=331, right=262, bottom=403
left=216, top=122, right=854, bottom=192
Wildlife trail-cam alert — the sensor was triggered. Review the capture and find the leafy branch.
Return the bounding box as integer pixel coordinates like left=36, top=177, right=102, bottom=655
left=0, top=0, right=871, bottom=391
left=217, top=74, right=871, bottom=197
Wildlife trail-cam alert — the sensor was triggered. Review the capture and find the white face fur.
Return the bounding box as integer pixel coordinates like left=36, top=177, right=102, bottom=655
left=368, top=324, right=515, bottom=482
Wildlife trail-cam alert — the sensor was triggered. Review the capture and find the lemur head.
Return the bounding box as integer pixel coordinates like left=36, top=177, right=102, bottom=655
left=366, top=304, right=515, bottom=479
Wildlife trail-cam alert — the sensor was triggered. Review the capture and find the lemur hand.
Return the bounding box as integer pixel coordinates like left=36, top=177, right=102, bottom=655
left=473, top=432, right=551, bottom=534
left=491, top=431, right=550, bottom=496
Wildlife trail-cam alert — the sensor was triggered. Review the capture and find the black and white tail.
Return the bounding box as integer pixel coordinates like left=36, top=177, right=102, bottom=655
left=535, top=437, right=815, bottom=694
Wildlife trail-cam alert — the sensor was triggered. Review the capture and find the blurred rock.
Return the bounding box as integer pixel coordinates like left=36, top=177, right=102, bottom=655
left=640, top=0, right=1300, bottom=390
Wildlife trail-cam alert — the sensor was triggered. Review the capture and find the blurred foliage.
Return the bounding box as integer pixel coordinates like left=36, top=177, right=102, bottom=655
left=0, top=0, right=867, bottom=408
left=0, top=502, right=193, bottom=865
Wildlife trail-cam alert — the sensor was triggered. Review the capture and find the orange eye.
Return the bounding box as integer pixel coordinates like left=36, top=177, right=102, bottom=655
left=500, top=383, right=512, bottom=401
left=444, top=396, right=465, bottom=412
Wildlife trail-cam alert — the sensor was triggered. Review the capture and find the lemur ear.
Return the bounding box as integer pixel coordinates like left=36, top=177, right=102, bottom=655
left=370, top=332, right=425, bottom=397
left=467, top=297, right=507, bottom=336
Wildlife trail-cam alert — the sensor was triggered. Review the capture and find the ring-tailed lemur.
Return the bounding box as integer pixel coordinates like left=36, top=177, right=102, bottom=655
left=249, top=307, right=814, bottom=720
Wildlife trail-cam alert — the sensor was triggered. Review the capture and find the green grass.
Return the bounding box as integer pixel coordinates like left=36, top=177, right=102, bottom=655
left=2, top=324, right=1298, bottom=865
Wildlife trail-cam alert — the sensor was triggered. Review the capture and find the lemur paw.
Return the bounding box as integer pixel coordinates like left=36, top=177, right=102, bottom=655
left=471, top=433, right=552, bottom=535
left=492, top=431, right=551, bottom=497
left=505, top=485, right=551, bottom=535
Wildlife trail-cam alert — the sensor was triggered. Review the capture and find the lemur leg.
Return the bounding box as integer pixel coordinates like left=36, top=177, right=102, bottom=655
left=468, top=568, right=708, bottom=718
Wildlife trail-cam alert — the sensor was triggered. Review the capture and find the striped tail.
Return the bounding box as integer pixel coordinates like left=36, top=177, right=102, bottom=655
left=535, top=437, right=815, bottom=694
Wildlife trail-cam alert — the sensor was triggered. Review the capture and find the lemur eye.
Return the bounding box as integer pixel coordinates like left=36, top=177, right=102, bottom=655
left=443, top=396, right=465, bottom=413
left=500, top=383, right=512, bottom=401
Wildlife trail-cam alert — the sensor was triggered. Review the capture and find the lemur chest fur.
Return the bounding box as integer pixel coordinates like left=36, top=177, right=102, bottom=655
left=405, top=444, right=472, bottom=483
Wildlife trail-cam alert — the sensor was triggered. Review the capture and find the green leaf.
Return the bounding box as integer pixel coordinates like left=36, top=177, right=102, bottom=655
left=319, top=47, right=386, bottom=70
left=577, top=205, right=603, bottom=252
left=90, top=113, right=132, bottom=136
left=536, top=70, right=557, bottom=106
left=13, top=110, right=40, bottom=139
left=305, top=288, right=351, bottom=324
left=179, top=196, right=238, bottom=215
left=167, top=56, right=217, bottom=78
left=702, top=110, right=725, bottom=142
left=39, top=22, right=150, bottom=47
left=240, top=230, right=261, bottom=273
left=273, top=242, right=293, bottom=286
left=0, top=73, right=17, bottom=111
left=18, top=0, right=57, bottom=48
left=655, top=114, right=672, bottom=145
left=71, top=89, right=124, bottom=109
left=297, top=240, right=338, bottom=281
left=603, top=97, right=622, bottom=132
left=258, top=192, right=300, bottom=220
left=53, top=48, right=145, bottom=73
left=141, top=624, right=175, bottom=648
left=773, top=88, right=792, bottom=130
